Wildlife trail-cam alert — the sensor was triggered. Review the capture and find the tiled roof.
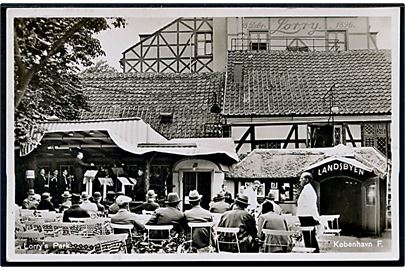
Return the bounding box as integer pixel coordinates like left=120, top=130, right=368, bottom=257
left=224, top=50, right=391, bottom=116
left=226, top=147, right=387, bottom=179
left=79, top=72, right=225, bottom=139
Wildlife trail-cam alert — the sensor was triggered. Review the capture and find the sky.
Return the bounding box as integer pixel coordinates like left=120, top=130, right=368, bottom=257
left=95, top=16, right=393, bottom=71
left=94, top=17, right=175, bottom=71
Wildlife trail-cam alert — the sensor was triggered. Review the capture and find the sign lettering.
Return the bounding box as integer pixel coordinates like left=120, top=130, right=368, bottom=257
left=270, top=18, right=322, bottom=36
left=317, top=162, right=365, bottom=176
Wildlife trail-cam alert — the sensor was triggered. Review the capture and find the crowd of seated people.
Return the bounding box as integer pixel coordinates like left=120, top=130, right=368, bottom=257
left=18, top=185, right=303, bottom=254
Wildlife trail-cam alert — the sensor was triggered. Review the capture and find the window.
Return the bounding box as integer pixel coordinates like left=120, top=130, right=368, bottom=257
left=362, top=123, right=389, bottom=156
left=327, top=30, right=347, bottom=51
left=249, top=31, right=267, bottom=51
left=310, top=124, right=343, bottom=148
left=257, top=141, right=281, bottom=149
left=196, top=32, right=212, bottom=56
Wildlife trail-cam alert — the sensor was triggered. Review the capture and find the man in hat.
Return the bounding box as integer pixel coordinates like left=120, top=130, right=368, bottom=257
left=59, top=191, right=72, bottom=212
left=63, top=193, right=91, bottom=222
left=103, top=191, right=116, bottom=207
left=296, top=172, right=320, bottom=253
left=209, top=192, right=230, bottom=214
left=146, top=192, right=186, bottom=238
left=108, top=191, right=124, bottom=214
left=93, top=192, right=106, bottom=213
left=263, top=192, right=283, bottom=215
left=79, top=192, right=98, bottom=214
left=257, top=201, right=292, bottom=253
left=111, top=195, right=144, bottom=253
left=217, top=193, right=258, bottom=253
left=133, top=190, right=160, bottom=213
left=37, top=192, right=56, bottom=211
left=184, top=190, right=213, bottom=250
left=22, top=189, right=36, bottom=209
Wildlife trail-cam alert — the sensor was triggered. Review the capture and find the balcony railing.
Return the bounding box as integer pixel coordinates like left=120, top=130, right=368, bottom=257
left=230, top=37, right=344, bottom=52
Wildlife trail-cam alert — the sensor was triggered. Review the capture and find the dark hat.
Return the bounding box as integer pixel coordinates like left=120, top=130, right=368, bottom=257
left=216, top=192, right=225, bottom=200
left=107, top=191, right=116, bottom=196
left=235, top=193, right=250, bottom=205
left=27, top=189, right=35, bottom=195
left=166, top=192, right=181, bottom=204
left=266, top=192, right=276, bottom=200
left=41, top=192, right=52, bottom=200
left=61, top=191, right=72, bottom=198
left=71, top=193, right=81, bottom=203
left=188, top=190, right=202, bottom=202
left=80, top=192, right=89, bottom=200
left=93, top=192, right=102, bottom=198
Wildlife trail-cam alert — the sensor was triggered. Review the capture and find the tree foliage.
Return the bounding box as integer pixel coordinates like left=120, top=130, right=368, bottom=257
left=14, top=17, right=125, bottom=146
left=79, top=60, right=119, bottom=76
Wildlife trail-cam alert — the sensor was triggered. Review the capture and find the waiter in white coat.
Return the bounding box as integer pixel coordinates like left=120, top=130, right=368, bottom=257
left=296, top=172, right=320, bottom=253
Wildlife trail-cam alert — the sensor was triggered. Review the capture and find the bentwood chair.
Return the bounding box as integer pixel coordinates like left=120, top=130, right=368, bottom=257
left=215, top=227, right=240, bottom=253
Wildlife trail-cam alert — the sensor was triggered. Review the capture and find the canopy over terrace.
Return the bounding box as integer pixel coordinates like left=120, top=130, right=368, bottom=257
left=226, top=144, right=387, bottom=179
left=19, top=117, right=239, bottom=163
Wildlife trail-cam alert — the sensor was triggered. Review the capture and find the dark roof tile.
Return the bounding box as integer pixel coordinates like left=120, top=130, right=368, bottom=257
left=224, top=50, right=391, bottom=116
left=79, top=72, right=225, bottom=139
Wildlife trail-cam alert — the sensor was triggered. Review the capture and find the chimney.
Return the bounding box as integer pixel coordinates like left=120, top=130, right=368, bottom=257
left=233, top=61, right=243, bottom=84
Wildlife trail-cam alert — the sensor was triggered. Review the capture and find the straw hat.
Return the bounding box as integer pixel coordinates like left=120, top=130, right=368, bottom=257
left=188, top=190, right=203, bottom=202
left=61, top=191, right=72, bottom=198
left=116, top=195, right=132, bottom=206
left=147, top=190, right=157, bottom=198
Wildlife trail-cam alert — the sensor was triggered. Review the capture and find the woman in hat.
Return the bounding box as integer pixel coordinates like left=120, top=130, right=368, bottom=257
left=217, top=193, right=258, bottom=253
left=37, top=192, right=56, bottom=211
left=59, top=191, right=72, bottom=212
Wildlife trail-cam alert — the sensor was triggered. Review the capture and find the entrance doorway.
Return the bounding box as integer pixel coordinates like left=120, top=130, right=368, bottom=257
left=183, top=171, right=212, bottom=210
left=320, top=176, right=362, bottom=236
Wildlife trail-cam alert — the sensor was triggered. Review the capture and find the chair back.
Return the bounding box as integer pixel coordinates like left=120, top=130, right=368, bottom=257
left=215, top=227, right=240, bottom=253
left=260, top=229, right=295, bottom=253
left=144, top=224, right=173, bottom=243
left=69, top=217, right=91, bottom=223
left=188, top=222, right=215, bottom=249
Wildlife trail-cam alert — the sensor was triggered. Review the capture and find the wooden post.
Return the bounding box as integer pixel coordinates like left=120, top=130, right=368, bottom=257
left=250, top=125, right=256, bottom=151
left=294, top=124, right=299, bottom=148
left=283, top=125, right=295, bottom=149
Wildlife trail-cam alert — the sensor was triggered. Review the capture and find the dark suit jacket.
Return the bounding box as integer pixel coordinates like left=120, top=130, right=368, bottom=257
left=37, top=200, right=56, bottom=211
left=35, top=174, right=47, bottom=195
left=62, top=204, right=90, bottom=222
left=185, top=205, right=213, bottom=249
left=218, top=208, right=258, bottom=252
left=146, top=205, right=186, bottom=239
